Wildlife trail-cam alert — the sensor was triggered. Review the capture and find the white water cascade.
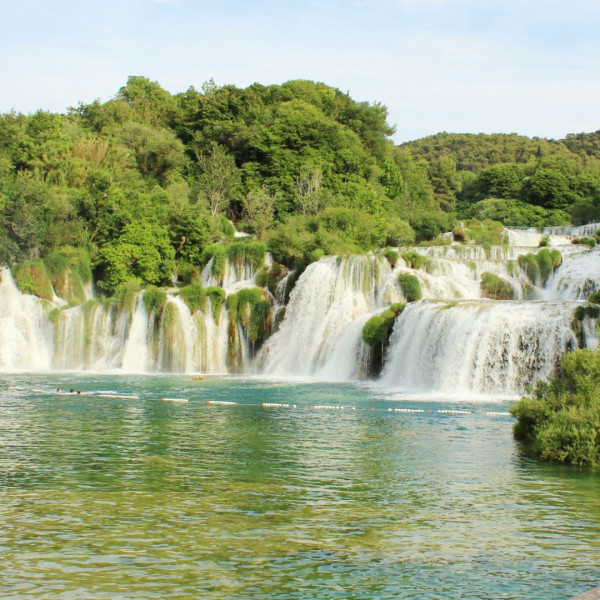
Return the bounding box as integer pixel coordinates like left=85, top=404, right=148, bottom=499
left=1, top=229, right=599, bottom=394
left=256, top=228, right=600, bottom=396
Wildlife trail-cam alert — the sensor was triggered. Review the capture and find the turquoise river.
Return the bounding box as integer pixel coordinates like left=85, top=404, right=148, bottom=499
left=1, top=374, right=599, bottom=599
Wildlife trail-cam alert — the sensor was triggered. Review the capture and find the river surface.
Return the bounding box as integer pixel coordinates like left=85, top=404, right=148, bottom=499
left=1, top=375, right=599, bottom=599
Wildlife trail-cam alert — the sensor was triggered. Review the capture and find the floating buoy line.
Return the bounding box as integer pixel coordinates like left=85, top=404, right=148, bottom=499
left=5, top=386, right=514, bottom=417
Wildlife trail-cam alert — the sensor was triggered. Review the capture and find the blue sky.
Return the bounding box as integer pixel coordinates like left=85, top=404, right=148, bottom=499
left=1, top=0, right=598, bottom=143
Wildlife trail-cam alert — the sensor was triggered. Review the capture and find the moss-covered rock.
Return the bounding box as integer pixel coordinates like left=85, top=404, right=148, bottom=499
left=12, top=260, right=54, bottom=301
left=397, top=273, right=422, bottom=302
left=480, top=272, right=515, bottom=300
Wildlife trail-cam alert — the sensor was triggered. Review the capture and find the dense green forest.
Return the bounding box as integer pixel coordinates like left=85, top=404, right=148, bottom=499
left=1, top=76, right=599, bottom=295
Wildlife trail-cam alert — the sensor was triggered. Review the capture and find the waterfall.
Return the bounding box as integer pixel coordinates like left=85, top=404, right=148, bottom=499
left=380, top=300, right=580, bottom=396
left=121, top=293, right=150, bottom=372
left=1, top=224, right=599, bottom=394
left=0, top=268, right=54, bottom=371
left=257, top=255, right=397, bottom=377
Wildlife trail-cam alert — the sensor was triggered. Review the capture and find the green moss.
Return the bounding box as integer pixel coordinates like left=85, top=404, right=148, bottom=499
left=398, top=273, right=422, bottom=302
left=43, top=247, right=91, bottom=304
left=507, top=260, right=519, bottom=277
left=401, top=251, right=426, bottom=269
left=549, top=249, right=562, bottom=269
left=266, top=263, right=286, bottom=295
left=48, top=308, right=60, bottom=324
left=572, top=237, right=597, bottom=248
left=383, top=248, right=399, bottom=268
left=178, top=284, right=205, bottom=314
left=226, top=287, right=272, bottom=343
left=201, top=244, right=227, bottom=277
left=309, top=248, right=325, bottom=263
left=114, top=280, right=142, bottom=313
left=162, top=301, right=178, bottom=330
left=362, top=315, right=387, bottom=346
left=439, top=301, right=458, bottom=310
left=588, top=292, right=600, bottom=305
left=575, top=304, right=600, bottom=321
left=206, top=287, right=226, bottom=321
left=480, top=272, right=515, bottom=300
left=255, top=268, right=268, bottom=287
left=12, top=260, right=54, bottom=301
left=518, top=254, right=541, bottom=284
left=518, top=249, right=562, bottom=285
left=539, top=235, right=550, bottom=247
left=227, top=241, right=267, bottom=269
left=143, top=285, right=168, bottom=314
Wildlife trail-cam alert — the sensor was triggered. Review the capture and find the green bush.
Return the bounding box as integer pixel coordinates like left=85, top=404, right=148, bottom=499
left=574, top=304, right=600, bottom=321
left=572, top=237, right=597, bottom=248
left=383, top=248, right=399, bottom=267
left=510, top=346, right=600, bottom=466
left=588, top=292, right=600, bottom=305
left=201, top=244, right=227, bottom=277
left=12, top=260, right=54, bottom=301
left=254, top=268, right=268, bottom=287
left=178, top=284, right=205, bottom=314
left=397, top=273, right=422, bottom=302
left=113, top=280, right=142, bottom=313
left=206, top=287, right=226, bottom=321
left=401, top=251, right=426, bottom=269
left=309, top=248, right=325, bottom=263
left=480, top=272, right=515, bottom=300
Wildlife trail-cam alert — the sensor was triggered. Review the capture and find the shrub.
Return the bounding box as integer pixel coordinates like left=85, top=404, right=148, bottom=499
left=383, top=248, right=399, bottom=268
left=539, top=235, right=550, bottom=247
left=572, top=237, right=597, bottom=248
left=401, top=251, right=426, bottom=269
left=480, top=272, right=515, bottom=300
left=361, top=304, right=405, bottom=376
left=510, top=346, right=600, bottom=466
left=206, top=287, right=226, bottom=321
left=254, top=269, right=268, bottom=287
left=397, top=273, right=422, bottom=302
left=12, top=260, right=54, bottom=301
left=201, top=244, right=227, bottom=278
left=178, top=284, right=205, bottom=314
left=588, top=292, right=600, bottom=305
left=309, top=248, right=325, bottom=263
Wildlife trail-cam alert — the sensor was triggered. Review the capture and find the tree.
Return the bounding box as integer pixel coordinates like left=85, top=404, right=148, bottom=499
left=294, top=165, right=322, bottom=216
left=196, top=143, right=241, bottom=217
left=95, top=221, right=175, bottom=292
left=243, top=186, right=277, bottom=240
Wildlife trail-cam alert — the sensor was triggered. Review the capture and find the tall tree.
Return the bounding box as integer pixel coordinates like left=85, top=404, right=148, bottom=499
left=196, top=143, right=241, bottom=217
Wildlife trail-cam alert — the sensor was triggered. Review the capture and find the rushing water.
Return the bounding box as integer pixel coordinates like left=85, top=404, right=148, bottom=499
left=1, top=375, right=599, bottom=599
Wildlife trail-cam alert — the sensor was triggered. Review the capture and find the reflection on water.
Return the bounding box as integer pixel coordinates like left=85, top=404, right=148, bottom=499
left=1, top=375, right=599, bottom=599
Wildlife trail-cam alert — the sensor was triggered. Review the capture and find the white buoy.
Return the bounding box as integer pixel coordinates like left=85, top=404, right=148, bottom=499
left=161, top=397, right=188, bottom=403
left=207, top=400, right=238, bottom=406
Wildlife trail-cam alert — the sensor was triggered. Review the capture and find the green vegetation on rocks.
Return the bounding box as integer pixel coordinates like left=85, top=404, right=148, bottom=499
left=12, top=260, right=54, bottom=301
left=480, top=272, right=515, bottom=300
left=361, top=303, right=406, bottom=376
left=401, top=251, right=426, bottom=270
left=510, top=346, right=600, bottom=466
left=398, top=273, right=422, bottom=302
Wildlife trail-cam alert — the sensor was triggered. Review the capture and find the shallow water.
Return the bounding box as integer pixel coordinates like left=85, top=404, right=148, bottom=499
left=1, top=375, right=599, bottom=599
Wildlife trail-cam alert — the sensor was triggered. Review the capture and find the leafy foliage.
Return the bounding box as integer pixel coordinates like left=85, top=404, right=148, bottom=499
left=510, top=346, right=600, bottom=466
left=397, top=273, right=422, bottom=302
left=480, top=272, right=515, bottom=300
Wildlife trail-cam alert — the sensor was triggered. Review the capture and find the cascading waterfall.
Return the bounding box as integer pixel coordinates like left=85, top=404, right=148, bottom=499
left=1, top=228, right=599, bottom=395
left=380, top=300, right=581, bottom=396
left=257, top=255, right=398, bottom=377
left=0, top=268, right=54, bottom=371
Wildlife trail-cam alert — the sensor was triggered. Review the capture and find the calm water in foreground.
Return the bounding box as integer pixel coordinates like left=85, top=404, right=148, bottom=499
left=0, top=374, right=599, bottom=599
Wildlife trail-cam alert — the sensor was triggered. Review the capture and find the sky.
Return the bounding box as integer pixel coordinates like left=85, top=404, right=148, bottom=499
left=1, top=0, right=598, bottom=143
